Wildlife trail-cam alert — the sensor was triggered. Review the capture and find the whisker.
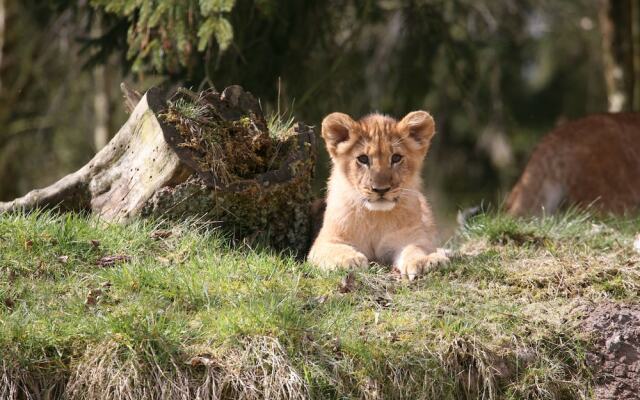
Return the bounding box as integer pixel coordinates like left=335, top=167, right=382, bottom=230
left=397, top=188, right=422, bottom=196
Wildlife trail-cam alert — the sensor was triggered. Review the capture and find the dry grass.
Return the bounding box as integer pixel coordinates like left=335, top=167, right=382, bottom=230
left=1, top=361, right=67, bottom=400
left=64, top=336, right=307, bottom=400
left=0, top=362, right=17, bottom=400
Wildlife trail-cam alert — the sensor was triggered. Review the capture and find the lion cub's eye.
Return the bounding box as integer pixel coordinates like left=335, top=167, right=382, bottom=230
left=391, top=154, right=403, bottom=164
left=356, top=154, right=369, bottom=165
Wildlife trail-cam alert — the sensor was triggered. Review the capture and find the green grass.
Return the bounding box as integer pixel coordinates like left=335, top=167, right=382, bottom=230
left=267, top=110, right=297, bottom=140
left=1, top=210, right=639, bottom=399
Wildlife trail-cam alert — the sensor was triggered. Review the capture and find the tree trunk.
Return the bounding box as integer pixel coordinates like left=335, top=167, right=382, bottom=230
left=0, top=85, right=317, bottom=252
left=92, top=14, right=110, bottom=150
left=633, top=0, right=640, bottom=108
left=599, top=0, right=640, bottom=111
left=0, top=0, right=5, bottom=93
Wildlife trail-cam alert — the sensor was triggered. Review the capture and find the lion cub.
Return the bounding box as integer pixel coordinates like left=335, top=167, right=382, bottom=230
left=308, top=111, right=448, bottom=279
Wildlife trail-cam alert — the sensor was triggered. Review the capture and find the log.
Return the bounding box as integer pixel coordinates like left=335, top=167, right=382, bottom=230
left=0, top=85, right=317, bottom=252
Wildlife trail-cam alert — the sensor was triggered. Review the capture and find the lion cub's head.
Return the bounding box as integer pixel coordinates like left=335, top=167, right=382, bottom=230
left=322, top=111, right=435, bottom=211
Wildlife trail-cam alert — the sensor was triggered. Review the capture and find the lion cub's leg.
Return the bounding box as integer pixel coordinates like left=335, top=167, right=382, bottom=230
left=308, top=241, right=369, bottom=270
left=395, top=244, right=449, bottom=280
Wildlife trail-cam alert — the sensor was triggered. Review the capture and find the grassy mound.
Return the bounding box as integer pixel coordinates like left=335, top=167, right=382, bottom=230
left=1, top=210, right=639, bottom=399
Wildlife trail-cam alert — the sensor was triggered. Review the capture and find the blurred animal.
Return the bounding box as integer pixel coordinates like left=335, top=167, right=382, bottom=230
left=308, top=111, right=448, bottom=280
left=506, top=113, right=640, bottom=216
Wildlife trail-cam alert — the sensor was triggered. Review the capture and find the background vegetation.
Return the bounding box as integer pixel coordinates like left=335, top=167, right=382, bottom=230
left=0, top=0, right=637, bottom=225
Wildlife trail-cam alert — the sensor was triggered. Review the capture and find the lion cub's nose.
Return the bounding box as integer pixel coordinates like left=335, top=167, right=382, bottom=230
left=372, top=186, right=391, bottom=195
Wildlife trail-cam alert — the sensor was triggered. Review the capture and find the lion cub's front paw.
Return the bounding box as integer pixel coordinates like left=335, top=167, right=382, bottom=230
left=309, top=247, right=369, bottom=270
left=396, top=248, right=450, bottom=281
left=428, top=248, right=451, bottom=268
left=326, top=252, right=369, bottom=270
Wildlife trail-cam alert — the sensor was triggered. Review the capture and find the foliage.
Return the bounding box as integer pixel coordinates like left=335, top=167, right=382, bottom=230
left=0, top=0, right=608, bottom=216
left=83, top=0, right=605, bottom=209
left=1, top=210, right=639, bottom=398
left=90, top=0, right=236, bottom=75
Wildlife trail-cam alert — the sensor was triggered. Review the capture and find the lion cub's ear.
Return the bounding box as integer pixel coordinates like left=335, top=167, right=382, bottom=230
left=398, top=111, right=435, bottom=153
left=321, top=112, right=357, bottom=158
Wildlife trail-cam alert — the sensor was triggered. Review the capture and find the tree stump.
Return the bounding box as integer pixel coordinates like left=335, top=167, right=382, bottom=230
left=0, top=85, right=316, bottom=252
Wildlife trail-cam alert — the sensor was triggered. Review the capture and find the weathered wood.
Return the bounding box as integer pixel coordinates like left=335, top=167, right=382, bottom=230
left=0, top=87, right=186, bottom=219
left=89, top=88, right=190, bottom=221
left=120, top=82, right=142, bottom=114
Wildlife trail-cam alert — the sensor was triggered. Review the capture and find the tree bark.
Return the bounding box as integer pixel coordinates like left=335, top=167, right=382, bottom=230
left=92, top=65, right=110, bottom=150
left=92, top=14, right=110, bottom=150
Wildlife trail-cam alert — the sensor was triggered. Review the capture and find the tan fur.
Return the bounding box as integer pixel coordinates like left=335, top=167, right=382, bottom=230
left=506, top=113, right=640, bottom=216
left=308, top=111, right=448, bottom=280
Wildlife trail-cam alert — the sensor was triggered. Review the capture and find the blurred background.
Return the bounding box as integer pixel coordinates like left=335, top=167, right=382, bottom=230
left=1, top=0, right=638, bottom=228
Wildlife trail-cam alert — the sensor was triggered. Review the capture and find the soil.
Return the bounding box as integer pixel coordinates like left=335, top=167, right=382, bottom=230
left=582, top=302, right=640, bottom=400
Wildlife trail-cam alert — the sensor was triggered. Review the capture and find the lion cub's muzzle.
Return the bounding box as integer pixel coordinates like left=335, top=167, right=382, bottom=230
left=363, top=186, right=399, bottom=211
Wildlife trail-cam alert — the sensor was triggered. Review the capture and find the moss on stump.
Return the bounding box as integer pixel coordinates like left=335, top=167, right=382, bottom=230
left=144, top=87, right=316, bottom=253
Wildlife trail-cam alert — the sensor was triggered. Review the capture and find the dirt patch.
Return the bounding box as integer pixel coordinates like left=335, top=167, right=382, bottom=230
left=582, top=302, right=640, bottom=400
